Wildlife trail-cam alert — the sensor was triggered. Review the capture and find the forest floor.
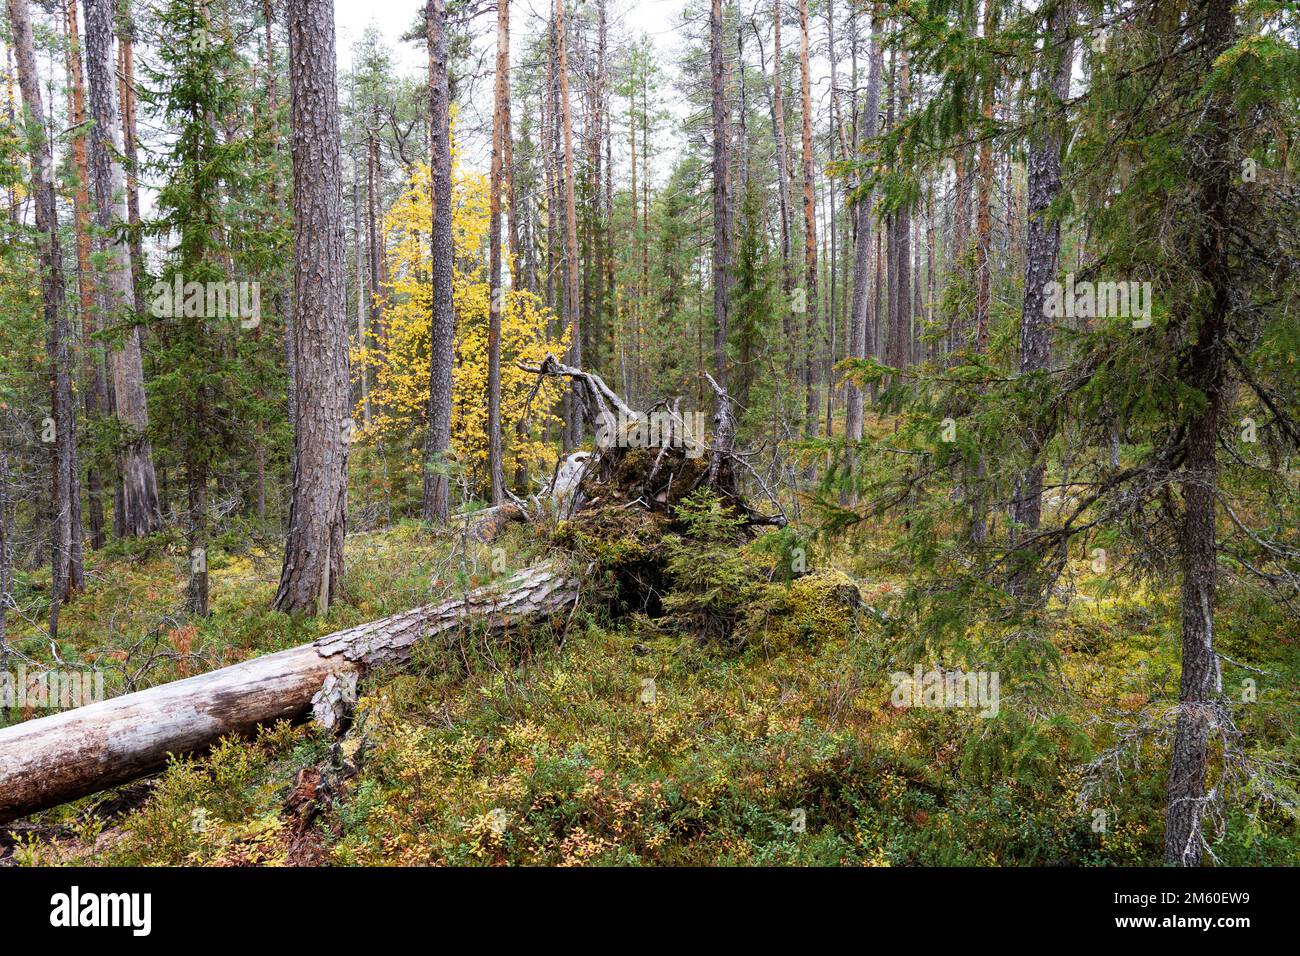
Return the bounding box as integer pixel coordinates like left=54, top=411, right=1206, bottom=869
left=2, top=500, right=1297, bottom=866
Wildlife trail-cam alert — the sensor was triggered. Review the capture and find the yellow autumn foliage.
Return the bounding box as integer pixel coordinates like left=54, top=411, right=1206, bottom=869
left=353, top=129, right=568, bottom=497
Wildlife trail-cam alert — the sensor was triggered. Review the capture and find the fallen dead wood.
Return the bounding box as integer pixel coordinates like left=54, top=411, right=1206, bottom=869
left=0, top=564, right=578, bottom=824
left=518, top=354, right=787, bottom=527
left=0, top=358, right=789, bottom=825
left=455, top=501, right=528, bottom=543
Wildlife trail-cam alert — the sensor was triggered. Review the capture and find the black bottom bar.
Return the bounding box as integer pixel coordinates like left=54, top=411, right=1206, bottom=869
left=0, top=865, right=1279, bottom=944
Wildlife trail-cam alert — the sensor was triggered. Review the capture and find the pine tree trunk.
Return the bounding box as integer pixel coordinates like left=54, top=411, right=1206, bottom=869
left=886, top=47, right=912, bottom=371
left=366, top=129, right=383, bottom=372
left=274, top=0, right=350, bottom=613
left=593, top=0, right=609, bottom=371
left=797, top=0, right=818, bottom=437
left=422, top=0, right=456, bottom=522
left=543, top=23, right=557, bottom=317
left=555, top=0, right=583, bottom=445
left=769, top=0, right=795, bottom=343
left=486, top=0, right=510, bottom=505
left=505, top=22, right=521, bottom=293
left=66, top=0, right=106, bottom=551
left=710, top=0, right=730, bottom=387
left=354, top=151, right=370, bottom=428
left=640, top=75, right=649, bottom=390
left=626, top=61, right=638, bottom=402
left=600, top=0, right=613, bottom=372
left=973, top=1, right=995, bottom=354
left=55, top=1, right=85, bottom=583
left=1011, top=0, right=1074, bottom=542
left=825, top=0, right=839, bottom=431
left=7, top=0, right=83, bottom=623
left=580, top=52, right=596, bottom=377
left=117, top=19, right=146, bottom=322
left=84, top=0, right=161, bottom=538
left=846, top=6, right=881, bottom=442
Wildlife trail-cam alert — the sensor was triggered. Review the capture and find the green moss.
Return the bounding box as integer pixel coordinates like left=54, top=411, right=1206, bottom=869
left=737, top=570, right=864, bottom=654
left=7, top=500, right=1296, bottom=868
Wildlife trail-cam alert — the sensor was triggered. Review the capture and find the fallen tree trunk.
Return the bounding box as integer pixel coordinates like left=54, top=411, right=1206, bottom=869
left=456, top=501, right=528, bottom=543
left=0, top=359, right=783, bottom=825
left=0, top=564, right=578, bottom=824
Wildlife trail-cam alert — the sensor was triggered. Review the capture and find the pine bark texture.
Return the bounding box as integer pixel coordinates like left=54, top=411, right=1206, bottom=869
left=710, top=0, right=730, bottom=386
left=7, top=0, right=83, bottom=617
left=67, top=0, right=106, bottom=552
left=0, top=565, right=579, bottom=824
left=84, top=0, right=161, bottom=537
left=423, top=0, right=456, bottom=521
left=1011, top=0, right=1074, bottom=537
left=770, top=0, right=794, bottom=342
left=486, top=0, right=510, bottom=504
left=555, top=0, right=583, bottom=445
left=117, top=22, right=145, bottom=321
left=846, top=7, right=881, bottom=441
left=274, top=0, right=350, bottom=613
left=797, top=0, right=818, bottom=436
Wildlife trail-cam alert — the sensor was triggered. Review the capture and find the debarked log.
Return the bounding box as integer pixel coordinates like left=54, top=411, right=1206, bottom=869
left=0, top=564, right=579, bottom=824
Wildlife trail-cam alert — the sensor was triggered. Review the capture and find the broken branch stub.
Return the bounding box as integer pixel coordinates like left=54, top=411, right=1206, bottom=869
left=518, top=354, right=784, bottom=527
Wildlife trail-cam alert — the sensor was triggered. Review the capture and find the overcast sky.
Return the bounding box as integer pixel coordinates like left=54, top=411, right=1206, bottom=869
left=335, top=0, right=691, bottom=75
left=333, top=0, right=699, bottom=179
left=329, top=0, right=846, bottom=184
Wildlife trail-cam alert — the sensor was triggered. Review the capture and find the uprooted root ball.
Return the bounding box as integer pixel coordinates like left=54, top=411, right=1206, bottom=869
left=553, top=484, right=863, bottom=650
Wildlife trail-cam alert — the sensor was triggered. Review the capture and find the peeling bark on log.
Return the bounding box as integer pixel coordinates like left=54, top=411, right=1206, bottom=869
left=313, top=564, right=578, bottom=670
left=456, top=502, right=528, bottom=543
left=0, top=565, right=578, bottom=824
